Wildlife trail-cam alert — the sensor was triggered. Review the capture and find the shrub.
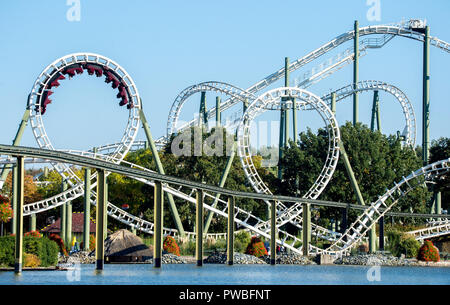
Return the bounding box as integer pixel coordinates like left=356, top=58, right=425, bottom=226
left=417, top=240, right=440, bottom=262
left=387, top=230, right=420, bottom=258
left=245, top=236, right=268, bottom=258
left=0, top=236, right=59, bottom=267
left=0, top=236, right=15, bottom=266
left=235, top=230, right=252, bottom=253
left=163, top=236, right=180, bottom=256
left=179, top=240, right=196, bottom=256
left=24, top=231, right=42, bottom=238
left=89, top=234, right=96, bottom=251
left=24, top=253, right=40, bottom=268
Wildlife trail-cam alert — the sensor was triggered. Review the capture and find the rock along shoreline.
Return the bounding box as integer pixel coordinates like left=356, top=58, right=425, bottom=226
left=57, top=251, right=449, bottom=267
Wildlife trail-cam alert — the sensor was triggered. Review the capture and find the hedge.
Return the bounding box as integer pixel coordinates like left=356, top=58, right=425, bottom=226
left=0, top=235, right=59, bottom=267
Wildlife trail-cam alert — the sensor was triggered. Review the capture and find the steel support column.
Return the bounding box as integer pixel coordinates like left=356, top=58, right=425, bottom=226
left=196, top=190, right=204, bottom=267
left=422, top=26, right=430, bottom=165
left=11, top=165, right=17, bottom=235
left=216, top=96, right=221, bottom=127
left=379, top=216, right=385, bottom=250
left=30, top=213, right=36, bottom=232
left=83, top=167, right=91, bottom=251
left=95, top=170, right=107, bottom=270
left=66, top=200, right=72, bottom=249
left=60, top=180, right=67, bottom=247
left=353, top=20, right=359, bottom=126
left=154, top=181, right=163, bottom=268
left=331, top=92, right=336, bottom=114
left=227, top=196, right=235, bottom=265
left=270, top=200, right=277, bottom=265
left=14, top=156, right=24, bottom=274
left=199, top=91, right=207, bottom=127
left=292, top=98, right=298, bottom=144
left=371, top=90, right=379, bottom=131
left=302, top=203, right=310, bottom=256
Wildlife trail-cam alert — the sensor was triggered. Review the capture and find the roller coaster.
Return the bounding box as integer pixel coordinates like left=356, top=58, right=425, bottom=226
left=1, top=19, right=449, bottom=266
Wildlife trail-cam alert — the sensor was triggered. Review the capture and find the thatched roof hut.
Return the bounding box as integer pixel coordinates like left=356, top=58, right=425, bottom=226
left=104, top=229, right=153, bottom=263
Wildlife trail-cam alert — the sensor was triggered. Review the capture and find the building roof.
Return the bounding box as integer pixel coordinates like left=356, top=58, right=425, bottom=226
left=40, top=212, right=97, bottom=233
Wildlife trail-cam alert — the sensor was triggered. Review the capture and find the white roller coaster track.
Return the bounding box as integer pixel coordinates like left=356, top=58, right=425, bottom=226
left=27, top=52, right=141, bottom=188
left=323, top=158, right=450, bottom=256
left=321, top=80, right=416, bottom=146
left=237, top=87, right=341, bottom=239
left=166, top=81, right=256, bottom=137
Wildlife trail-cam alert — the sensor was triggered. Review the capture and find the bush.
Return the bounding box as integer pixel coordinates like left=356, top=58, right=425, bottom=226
left=0, top=236, right=15, bottom=266
left=417, top=240, right=440, bottom=262
left=0, top=236, right=59, bottom=267
left=24, top=230, right=42, bottom=238
left=89, top=234, right=96, bottom=251
left=163, top=236, right=180, bottom=256
left=24, top=253, right=40, bottom=268
left=387, top=230, right=420, bottom=258
left=179, top=240, right=196, bottom=256
left=235, top=230, right=251, bottom=253
left=245, top=236, right=268, bottom=258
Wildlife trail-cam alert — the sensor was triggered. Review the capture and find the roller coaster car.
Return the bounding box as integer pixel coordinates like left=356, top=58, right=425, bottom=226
left=62, top=64, right=84, bottom=78
left=47, top=74, right=65, bottom=89
left=84, top=63, right=104, bottom=77
left=104, top=71, right=120, bottom=89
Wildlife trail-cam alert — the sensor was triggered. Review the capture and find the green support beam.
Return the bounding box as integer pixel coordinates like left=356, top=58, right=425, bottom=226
left=270, top=200, right=277, bottom=265
left=0, top=109, right=30, bottom=183
left=11, top=165, right=17, bottom=235
left=95, top=170, right=107, bottom=270
left=331, top=92, right=336, bottom=114
left=14, top=156, right=24, bottom=274
left=338, top=139, right=377, bottom=252
left=204, top=140, right=236, bottom=234
left=353, top=20, right=359, bottom=126
left=153, top=181, right=163, bottom=268
left=60, top=180, right=67, bottom=247
left=292, top=98, right=298, bottom=144
left=226, top=196, right=235, bottom=265
left=139, top=108, right=185, bottom=237
left=371, top=90, right=379, bottom=131
left=422, top=26, right=430, bottom=165
left=30, top=213, right=36, bottom=232
left=243, top=99, right=249, bottom=114
left=196, top=190, right=204, bottom=267
left=284, top=57, right=290, bottom=145
left=302, top=203, right=310, bottom=256
left=199, top=91, right=207, bottom=126
left=216, top=96, right=221, bottom=127
left=66, top=200, right=72, bottom=249
left=338, top=140, right=365, bottom=206
left=83, top=167, right=91, bottom=251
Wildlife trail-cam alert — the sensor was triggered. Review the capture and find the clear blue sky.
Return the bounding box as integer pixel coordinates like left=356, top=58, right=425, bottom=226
left=0, top=0, right=449, bottom=153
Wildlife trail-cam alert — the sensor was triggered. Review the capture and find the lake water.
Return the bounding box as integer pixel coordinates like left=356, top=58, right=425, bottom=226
left=1, top=264, right=449, bottom=285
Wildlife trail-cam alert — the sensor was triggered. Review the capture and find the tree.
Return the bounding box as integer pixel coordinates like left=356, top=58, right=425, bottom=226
left=0, top=195, right=13, bottom=236
left=429, top=137, right=450, bottom=211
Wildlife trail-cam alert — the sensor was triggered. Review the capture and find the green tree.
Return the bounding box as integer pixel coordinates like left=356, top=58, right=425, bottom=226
left=429, top=137, right=450, bottom=211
